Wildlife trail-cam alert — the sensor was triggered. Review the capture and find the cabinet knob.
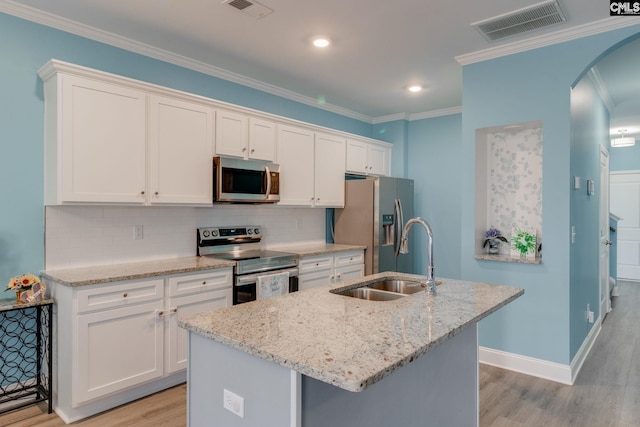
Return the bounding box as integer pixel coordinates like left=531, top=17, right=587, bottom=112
left=251, top=149, right=255, bottom=153
left=154, top=191, right=159, bottom=196
left=242, top=147, right=247, bottom=152
left=123, top=293, right=128, bottom=298
left=202, top=281, right=207, bottom=285
left=316, top=198, right=320, bottom=201
left=140, top=191, right=145, bottom=195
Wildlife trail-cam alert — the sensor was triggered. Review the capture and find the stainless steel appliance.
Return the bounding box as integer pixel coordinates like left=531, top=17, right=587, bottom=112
left=197, top=226, right=298, bottom=304
left=213, top=157, right=280, bottom=203
left=333, top=176, right=414, bottom=275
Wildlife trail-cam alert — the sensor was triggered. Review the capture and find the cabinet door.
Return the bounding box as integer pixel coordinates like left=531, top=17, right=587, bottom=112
left=60, top=75, right=146, bottom=203
left=333, top=264, right=365, bottom=283
left=75, top=300, right=164, bottom=405
left=248, top=118, right=276, bottom=161
left=277, top=125, right=315, bottom=206
left=166, top=287, right=232, bottom=374
left=148, top=96, right=214, bottom=205
left=314, top=133, right=346, bottom=207
left=215, top=110, right=247, bottom=158
left=346, top=139, right=368, bottom=174
left=299, top=271, right=334, bottom=291
left=368, top=144, right=390, bottom=176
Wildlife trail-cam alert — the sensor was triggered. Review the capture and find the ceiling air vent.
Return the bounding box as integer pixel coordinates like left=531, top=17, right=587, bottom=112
left=472, top=0, right=566, bottom=42
left=222, top=0, right=273, bottom=19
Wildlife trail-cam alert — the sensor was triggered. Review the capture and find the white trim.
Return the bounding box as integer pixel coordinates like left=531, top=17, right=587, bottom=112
left=0, top=0, right=373, bottom=123
left=289, top=370, right=301, bottom=427
left=569, top=318, right=602, bottom=384
left=4, top=1, right=635, bottom=124
left=456, top=17, right=640, bottom=66
left=479, top=347, right=572, bottom=385
left=479, top=318, right=602, bottom=386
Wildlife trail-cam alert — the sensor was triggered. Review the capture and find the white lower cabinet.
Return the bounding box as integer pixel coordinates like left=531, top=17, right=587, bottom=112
left=299, top=250, right=364, bottom=291
left=49, top=267, right=232, bottom=423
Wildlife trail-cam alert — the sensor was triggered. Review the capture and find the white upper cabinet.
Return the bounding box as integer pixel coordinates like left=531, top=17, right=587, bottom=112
left=215, top=110, right=247, bottom=159
left=148, top=96, right=214, bottom=205
left=314, top=132, right=346, bottom=207
left=277, top=127, right=346, bottom=207
left=248, top=117, right=276, bottom=161
left=346, top=138, right=391, bottom=176
left=215, top=110, right=276, bottom=162
left=277, top=125, right=315, bottom=206
left=48, top=74, right=147, bottom=204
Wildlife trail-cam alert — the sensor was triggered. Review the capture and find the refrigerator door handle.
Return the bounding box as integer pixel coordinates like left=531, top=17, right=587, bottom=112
left=394, top=198, right=404, bottom=257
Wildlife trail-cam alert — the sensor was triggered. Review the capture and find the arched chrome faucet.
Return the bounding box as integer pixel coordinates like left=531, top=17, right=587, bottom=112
left=399, top=217, right=436, bottom=294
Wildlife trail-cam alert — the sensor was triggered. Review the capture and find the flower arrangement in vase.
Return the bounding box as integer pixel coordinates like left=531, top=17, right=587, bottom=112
left=5, top=274, right=45, bottom=304
left=483, top=228, right=508, bottom=254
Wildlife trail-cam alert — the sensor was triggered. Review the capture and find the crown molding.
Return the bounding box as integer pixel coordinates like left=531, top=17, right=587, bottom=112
left=371, top=113, right=410, bottom=124
left=456, top=17, right=640, bottom=66
left=587, top=66, right=615, bottom=114
left=0, top=0, right=374, bottom=124
left=409, top=106, right=463, bottom=121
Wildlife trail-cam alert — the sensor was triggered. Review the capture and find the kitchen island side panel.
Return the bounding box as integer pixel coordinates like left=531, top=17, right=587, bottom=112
left=187, top=332, right=297, bottom=427
left=302, top=325, right=478, bottom=427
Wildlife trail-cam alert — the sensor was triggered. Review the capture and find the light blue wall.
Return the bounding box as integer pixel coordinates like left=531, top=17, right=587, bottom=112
left=407, top=114, right=462, bottom=280
left=569, top=76, right=610, bottom=359
left=461, top=25, right=640, bottom=364
left=373, top=120, right=409, bottom=178
left=0, top=12, right=372, bottom=287
left=610, top=144, right=640, bottom=171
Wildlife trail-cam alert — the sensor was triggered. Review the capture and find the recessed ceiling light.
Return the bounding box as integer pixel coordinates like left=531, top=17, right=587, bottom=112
left=312, top=37, right=331, bottom=48
left=407, top=85, right=423, bottom=93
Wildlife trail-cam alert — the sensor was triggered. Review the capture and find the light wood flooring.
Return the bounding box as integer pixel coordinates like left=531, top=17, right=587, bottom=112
left=2, top=282, right=639, bottom=426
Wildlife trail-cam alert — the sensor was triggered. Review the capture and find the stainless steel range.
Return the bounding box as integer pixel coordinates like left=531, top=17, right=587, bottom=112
left=197, top=226, right=299, bottom=304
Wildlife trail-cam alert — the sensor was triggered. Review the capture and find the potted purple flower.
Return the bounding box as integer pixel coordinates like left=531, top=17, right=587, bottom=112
left=483, top=228, right=508, bottom=254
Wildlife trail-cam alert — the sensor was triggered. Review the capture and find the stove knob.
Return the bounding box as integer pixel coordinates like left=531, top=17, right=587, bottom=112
left=203, top=230, right=210, bottom=238
left=211, top=230, right=219, bottom=237
left=254, top=228, right=260, bottom=235
left=247, top=229, right=253, bottom=235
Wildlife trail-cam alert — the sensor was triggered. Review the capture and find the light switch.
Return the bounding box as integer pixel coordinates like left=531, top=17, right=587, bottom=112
left=573, top=176, right=581, bottom=190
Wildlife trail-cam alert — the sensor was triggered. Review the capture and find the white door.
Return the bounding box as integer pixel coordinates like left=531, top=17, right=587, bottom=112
left=610, top=171, right=640, bottom=280
left=599, top=147, right=611, bottom=317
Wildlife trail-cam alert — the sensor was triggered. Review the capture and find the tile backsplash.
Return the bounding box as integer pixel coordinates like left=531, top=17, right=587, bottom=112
left=45, top=205, right=326, bottom=269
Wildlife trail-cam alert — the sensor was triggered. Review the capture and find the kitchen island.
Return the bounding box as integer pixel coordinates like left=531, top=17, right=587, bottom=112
left=179, top=272, right=523, bottom=426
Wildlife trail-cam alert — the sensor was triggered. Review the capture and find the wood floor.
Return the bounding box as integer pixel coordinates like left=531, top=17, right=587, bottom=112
left=2, top=281, right=639, bottom=427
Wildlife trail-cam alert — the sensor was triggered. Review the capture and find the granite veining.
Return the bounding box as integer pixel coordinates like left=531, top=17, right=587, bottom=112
left=272, top=243, right=366, bottom=257
left=179, top=272, right=523, bottom=392
left=41, top=256, right=235, bottom=287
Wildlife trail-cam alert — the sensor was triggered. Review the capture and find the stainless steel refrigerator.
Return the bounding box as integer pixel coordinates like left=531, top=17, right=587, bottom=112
left=333, top=176, right=414, bottom=275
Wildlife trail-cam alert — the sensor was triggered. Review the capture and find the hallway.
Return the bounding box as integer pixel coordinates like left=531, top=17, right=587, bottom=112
left=480, top=280, right=640, bottom=426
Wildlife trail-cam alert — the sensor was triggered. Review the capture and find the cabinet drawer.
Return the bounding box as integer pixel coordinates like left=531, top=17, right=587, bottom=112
left=167, top=268, right=232, bottom=297
left=334, top=251, right=364, bottom=267
left=298, top=255, right=333, bottom=274
left=77, top=279, right=163, bottom=314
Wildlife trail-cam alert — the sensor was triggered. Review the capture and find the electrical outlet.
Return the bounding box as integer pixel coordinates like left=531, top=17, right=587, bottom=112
left=134, top=225, right=144, bottom=240
left=571, top=226, right=576, bottom=244
left=223, top=389, right=244, bottom=418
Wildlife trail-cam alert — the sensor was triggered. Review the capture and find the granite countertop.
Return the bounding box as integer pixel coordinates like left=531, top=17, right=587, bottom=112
left=273, top=243, right=366, bottom=257
left=41, top=256, right=235, bottom=287
left=179, top=272, right=523, bottom=392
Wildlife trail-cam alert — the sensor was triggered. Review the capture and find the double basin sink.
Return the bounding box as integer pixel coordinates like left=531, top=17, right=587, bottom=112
left=331, top=279, right=426, bottom=301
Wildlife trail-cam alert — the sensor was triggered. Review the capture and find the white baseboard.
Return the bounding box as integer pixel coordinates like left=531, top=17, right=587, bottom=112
left=479, top=347, right=573, bottom=385
left=480, top=319, right=601, bottom=386
left=569, top=318, right=601, bottom=384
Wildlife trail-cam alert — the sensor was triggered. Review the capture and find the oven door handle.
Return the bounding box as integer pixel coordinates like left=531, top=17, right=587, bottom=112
left=236, top=267, right=299, bottom=286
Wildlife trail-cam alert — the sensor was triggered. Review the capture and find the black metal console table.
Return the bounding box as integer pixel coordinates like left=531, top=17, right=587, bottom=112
left=0, top=298, right=53, bottom=415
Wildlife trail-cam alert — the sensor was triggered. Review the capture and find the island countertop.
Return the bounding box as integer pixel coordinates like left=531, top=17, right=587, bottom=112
left=179, top=272, right=523, bottom=392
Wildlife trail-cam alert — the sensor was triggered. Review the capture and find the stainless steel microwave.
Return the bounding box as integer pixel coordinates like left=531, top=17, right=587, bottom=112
left=213, top=157, right=280, bottom=203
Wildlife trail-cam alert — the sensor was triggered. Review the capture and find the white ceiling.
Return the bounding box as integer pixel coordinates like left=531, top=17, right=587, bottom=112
left=0, top=0, right=637, bottom=123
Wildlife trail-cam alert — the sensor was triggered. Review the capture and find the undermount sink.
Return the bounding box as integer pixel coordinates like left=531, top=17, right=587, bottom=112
left=366, top=280, right=425, bottom=295
left=332, top=279, right=429, bottom=301
left=333, top=287, right=407, bottom=301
